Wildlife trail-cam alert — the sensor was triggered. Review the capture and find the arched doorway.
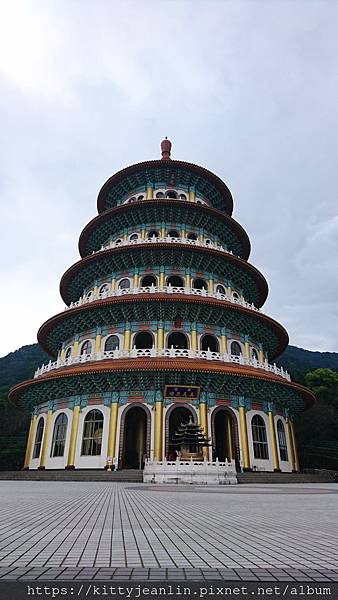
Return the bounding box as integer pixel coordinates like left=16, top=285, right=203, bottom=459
left=121, top=406, right=149, bottom=469
left=141, top=274, right=157, bottom=287
left=212, top=407, right=240, bottom=470
left=134, top=331, right=154, bottom=349
left=201, top=334, right=219, bottom=352
left=193, top=278, right=208, bottom=290
left=167, top=331, right=189, bottom=349
left=167, top=275, right=184, bottom=287
left=166, top=405, right=196, bottom=458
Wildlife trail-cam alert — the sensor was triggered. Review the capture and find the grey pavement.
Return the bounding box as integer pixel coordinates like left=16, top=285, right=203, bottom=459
left=0, top=482, right=337, bottom=581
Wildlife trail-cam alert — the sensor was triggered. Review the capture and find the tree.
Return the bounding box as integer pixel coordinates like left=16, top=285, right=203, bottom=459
left=304, top=368, right=338, bottom=405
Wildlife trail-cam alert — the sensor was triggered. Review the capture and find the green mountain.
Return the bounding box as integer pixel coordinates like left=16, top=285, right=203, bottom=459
left=0, top=343, right=337, bottom=471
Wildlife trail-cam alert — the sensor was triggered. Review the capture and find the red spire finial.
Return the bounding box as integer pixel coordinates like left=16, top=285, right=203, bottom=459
left=161, top=137, right=172, bottom=160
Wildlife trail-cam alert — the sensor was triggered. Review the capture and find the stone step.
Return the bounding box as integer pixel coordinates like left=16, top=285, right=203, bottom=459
left=0, top=469, right=144, bottom=482
left=237, top=471, right=335, bottom=484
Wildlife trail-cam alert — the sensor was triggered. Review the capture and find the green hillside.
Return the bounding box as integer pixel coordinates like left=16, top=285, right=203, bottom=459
left=0, top=343, right=337, bottom=471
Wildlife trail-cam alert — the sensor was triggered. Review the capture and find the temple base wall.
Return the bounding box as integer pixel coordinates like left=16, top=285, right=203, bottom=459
left=143, top=458, right=238, bottom=485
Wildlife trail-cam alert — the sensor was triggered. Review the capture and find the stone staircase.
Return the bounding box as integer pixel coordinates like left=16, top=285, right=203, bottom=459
left=237, top=470, right=336, bottom=484
left=0, top=469, right=144, bottom=482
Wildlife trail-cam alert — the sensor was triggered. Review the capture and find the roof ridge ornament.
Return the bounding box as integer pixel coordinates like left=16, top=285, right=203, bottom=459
left=161, top=137, right=172, bottom=160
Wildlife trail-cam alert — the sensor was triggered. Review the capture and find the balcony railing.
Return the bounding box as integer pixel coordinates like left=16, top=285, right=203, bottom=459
left=65, top=285, right=261, bottom=314
left=94, top=235, right=236, bottom=256
left=34, top=348, right=290, bottom=381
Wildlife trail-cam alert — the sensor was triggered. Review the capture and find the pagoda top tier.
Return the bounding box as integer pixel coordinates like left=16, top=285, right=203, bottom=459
left=97, top=139, right=234, bottom=215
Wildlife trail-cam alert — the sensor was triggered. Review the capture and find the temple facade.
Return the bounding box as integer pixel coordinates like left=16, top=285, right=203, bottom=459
left=9, top=139, right=315, bottom=473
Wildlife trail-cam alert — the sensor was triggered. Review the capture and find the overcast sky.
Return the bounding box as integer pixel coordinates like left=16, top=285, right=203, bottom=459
left=0, top=0, right=337, bottom=358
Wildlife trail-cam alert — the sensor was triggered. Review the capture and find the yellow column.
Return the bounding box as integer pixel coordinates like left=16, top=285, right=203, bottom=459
left=124, top=324, right=131, bottom=351
left=123, top=230, right=128, bottom=241
left=60, top=347, right=66, bottom=362
left=221, top=333, right=228, bottom=354
left=189, top=188, right=196, bottom=202
left=191, top=326, right=197, bottom=351
left=107, top=402, right=119, bottom=459
left=93, top=284, right=98, bottom=299
left=133, top=271, right=139, bottom=288
left=244, top=340, right=250, bottom=359
left=268, top=410, right=281, bottom=472
left=94, top=332, right=102, bottom=353
left=286, top=417, right=296, bottom=472
left=72, top=340, right=79, bottom=358
left=290, top=420, right=300, bottom=472
left=111, top=277, right=116, bottom=292
left=180, top=226, right=185, bottom=239
left=157, top=322, right=164, bottom=350
left=226, top=416, right=233, bottom=461
left=239, top=406, right=251, bottom=470
left=160, top=223, right=166, bottom=238
left=208, top=278, right=214, bottom=293
left=154, top=401, right=163, bottom=461
left=185, top=272, right=191, bottom=288
left=199, top=402, right=209, bottom=460
left=227, top=286, right=232, bottom=298
left=146, top=184, right=154, bottom=200
left=23, top=414, right=37, bottom=469
left=198, top=230, right=203, bottom=241
left=141, top=228, right=146, bottom=240
left=39, top=410, right=53, bottom=469
left=258, top=348, right=264, bottom=363
left=66, top=405, right=81, bottom=469
left=159, top=270, right=165, bottom=287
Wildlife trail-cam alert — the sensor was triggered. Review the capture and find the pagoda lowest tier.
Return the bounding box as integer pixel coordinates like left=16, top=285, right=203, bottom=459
left=9, top=139, right=315, bottom=474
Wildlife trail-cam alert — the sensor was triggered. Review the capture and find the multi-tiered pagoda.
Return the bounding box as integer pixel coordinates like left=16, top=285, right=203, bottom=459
left=9, top=139, right=315, bottom=474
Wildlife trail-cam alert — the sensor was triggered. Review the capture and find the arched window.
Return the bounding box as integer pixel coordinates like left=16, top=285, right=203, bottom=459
left=115, top=238, right=122, bottom=245
left=86, top=291, right=93, bottom=301
left=80, top=340, right=92, bottom=356
left=51, top=413, right=68, bottom=457
left=252, top=415, right=269, bottom=460
left=167, top=229, right=179, bottom=239
left=104, top=335, right=120, bottom=352
left=147, top=230, right=158, bottom=239
left=118, top=278, right=131, bottom=290
left=32, top=417, right=44, bottom=459
left=232, top=291, right=239, bottom=301
left=251, top=348, right=259, bottom=361
left=205, top=238, right=211, bottom=245
left=277, top=420, right=288, bottom=461
left=141, top=275, right=157, bottom=287
left=201, top=334, right=219, bottom=352
left=166, top=190, right=177, bottom=199
left=134, top=331, right=154, bottom=349
left=65, top=347, right=72, bottom=361
left=179, top=193, right=187, bottom=200
left=99, top=284, right=109, bottom=298
left=167, top=275, right=184, bottom=287
left=196, top=199, right=202, bottom=204
left=129, top=197, right=136, bottom=203
left=167, top=331, right=189, bottom=350
left=231, top=341, right=242, bottom=356
left=187, top=232, right=197, bottom=241
left=129, top=233, right=139, bottom=242
left=81, top=410, right=104, bottom=456
left=156, top=192, right=164, bottom=199
left=137, top=195, right=144, bottom=201
left=216, top=284, right=226, bottom=295
left=193, top=278, right=208, bottom=290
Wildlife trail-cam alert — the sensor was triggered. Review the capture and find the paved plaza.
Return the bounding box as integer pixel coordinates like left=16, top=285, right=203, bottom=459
left=0, top=481, right=337, bottom=581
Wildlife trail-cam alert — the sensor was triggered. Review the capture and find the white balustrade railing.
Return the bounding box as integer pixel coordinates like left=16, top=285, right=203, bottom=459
left=65, top=285, right=261, bottom=314
left=34, top=348, right=290, bottom=381
left=94, top=235, right=235, bottom=256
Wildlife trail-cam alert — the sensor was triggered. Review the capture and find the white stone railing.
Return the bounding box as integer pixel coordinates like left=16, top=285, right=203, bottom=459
left=34, top=348, right=290, bottom=381
left=94, top=235, right=235, bottom=256
left=65, top=285, right=261, bottom=314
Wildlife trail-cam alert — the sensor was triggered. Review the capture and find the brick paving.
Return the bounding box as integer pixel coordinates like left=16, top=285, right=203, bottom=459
left=0, top=482, right=337, bottom=581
